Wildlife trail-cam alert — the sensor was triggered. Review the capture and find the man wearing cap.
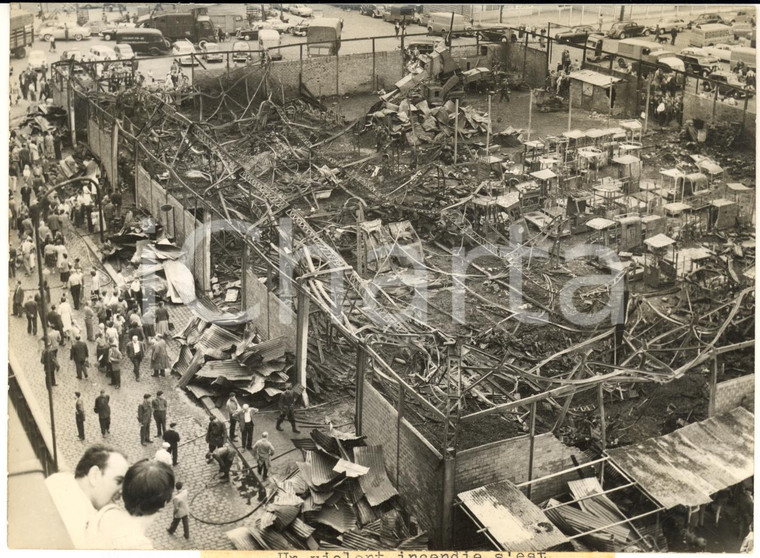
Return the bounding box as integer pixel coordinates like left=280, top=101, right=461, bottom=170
left=75, top=391, right=86, bottom=440
left=152, top=390, right=168, bottom=437
left=94, top=389, right=111, bottom=436
left=154, top=442, right=173, bottom=466
left=276, top=384, right=301, bottom=433
left=138, top=393, right=153, bottom=445
left=108, top=342, right=122, bottom=388
left=163, top=422, right=181, bottom=466
left=70, top=334, right=90, bottom=380
left=251, top=432, right=275, bottom=480
left=240, top=404, right=258, bottom=450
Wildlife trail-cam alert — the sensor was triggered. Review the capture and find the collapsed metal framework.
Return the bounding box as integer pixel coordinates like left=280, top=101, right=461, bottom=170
left=53, top=48, right=754, bottom=545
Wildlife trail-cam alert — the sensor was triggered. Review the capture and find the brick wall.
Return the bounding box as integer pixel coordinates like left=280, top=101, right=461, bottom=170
left=243, top=269, right=297, bottom=352
left=455, top=432, right=591, bottom=504
left=506, top=42, right=548, bottom=88
left=713, top=373, right=755, bottom=416
left=361, top=381, right=444, bottom=543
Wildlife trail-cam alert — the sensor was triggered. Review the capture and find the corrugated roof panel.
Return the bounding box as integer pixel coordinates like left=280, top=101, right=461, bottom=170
left=353, top=446, right=399, bottom=507
left=397, top=534, right=430, bottom=550
left=171, top=344, right=194, bottom=376
left=459, top=480, right=569, bottom=551
left=307, top=450, right=340, bottom=486
left=185, top=383, right=215, bottom=399
left=288, top=517, right=316, bottom=539
left=311, top=430, right=341, bottom=458
left=195, top=324, right=243, bottom=356
left=309, top=487, right=336, bottom=506
left=238, top=336, right=287, bottom=366
left=354, top=497, right=379, bottom=527
left=176, top=350, right=206, bottom=388
left=607, top=407, right=754, bottom=510
left=225, top=527, right=261, bottom=550
left=195, top=359, right=251, bottom=380
left=313, top=501, right=357, bottom=533
left=291, top=438, right=319, bottom=452
left=341, top=530, right=383, bottom=550
left=264, top=503, right=301, bottom=530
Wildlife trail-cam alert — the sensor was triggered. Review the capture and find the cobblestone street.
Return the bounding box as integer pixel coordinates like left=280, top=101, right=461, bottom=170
left=7, top=184, right=300, bottom=549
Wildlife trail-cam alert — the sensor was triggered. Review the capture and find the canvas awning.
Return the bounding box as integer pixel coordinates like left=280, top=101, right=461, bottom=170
left=458, top=480, right=569, bottom=551
left=606, top=407, right=754, bottom=509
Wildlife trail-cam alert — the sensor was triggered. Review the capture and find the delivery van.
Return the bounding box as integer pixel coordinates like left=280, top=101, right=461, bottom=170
left=427, top=12, right=473, bottom=36
left=258, top=28, right=282, bottom=61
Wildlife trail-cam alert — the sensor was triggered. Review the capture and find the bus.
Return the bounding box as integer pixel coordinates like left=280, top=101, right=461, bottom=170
left=688, top=23, right=732, bottom=47
left=138, top=10, right=216, bottom=44
left=307, top=17, right=342, bottom=56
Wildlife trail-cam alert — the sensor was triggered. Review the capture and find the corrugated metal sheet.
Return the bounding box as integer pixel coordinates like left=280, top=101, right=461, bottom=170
left=307, top=450, right=340, bottom=486
left=171, top=344, right=194, bottom=376
left=310, top=487, right=336, bottom=506
left=334, top=459, right=369, bottom=478
left=544, top=503, right=631, bottom=541
left=311, top=430, right=341, bottom=458
left=313, top=501, right=357, bottom=533
left=176, top=349, right=206, bottom=388
left=242, top=373, right=267, bottom=395
left=264, top=503, right=301, bottom=530
left=196, top=359, right=250, bottom=379
left=297, top=462, right=316, bottom=489
left=194, top=293, right=249, bottom=326
left=177, top=316, right=208, bottom=344
left=163, top=260, right=196, bottom=304
left=397, top=534, right=430, bottom=550
left=288, top=517, right=316, bottom=539
left=353, top=446, right=399, bottom=507
left=606, top=407, right=754, bottom=509
left=195, top=324, right=243, bottom=356
left=341, top=529, right=384, bottom=550
left=458, top=481, right=569, bottom=551
left=362, top=518, right=382, bottom=537
left=237, top=336, right=287, bottom=366
left=291, top=438, right=319, bottom=452
left=225, top=527, right=260, bottom=550
left=354, top=497, right=378, bottom=526
left=380, top=509, right=408, bottom=546
left=249, top=519, right=306, bottom=550
left=185, top=383, right=214, bottom=399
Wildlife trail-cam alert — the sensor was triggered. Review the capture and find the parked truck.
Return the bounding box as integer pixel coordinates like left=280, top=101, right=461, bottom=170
left=307, top=17, right=342, bottom=56
left=138, top=7, right=216, bottom=44
left=10, top=9, right=35, bottom=58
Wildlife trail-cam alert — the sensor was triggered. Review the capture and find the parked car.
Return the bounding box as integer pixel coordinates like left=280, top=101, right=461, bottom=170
left=650, top=17, right=687, bottom=34
left=292, top=21, right=309, bottom=36
left=232, top=40, right=251, bottom=63
left=199, top=41, right=224, bottom=62
left=703, top=70, right=754, bottom=98
left=289, top=4, right=313, bottom=18
left=263, top=18, right=294, bottom=34
left=688, top=13, right=728, bottom=29
left=676, top=53, right=719, bottom=76
left=171, top=40, right=197, bottom=65
left=703, top=43, right=735, bottom=62
left=28, top=49, right=47, bottom=71
left=731, top=10, right=755, bottom=25
left=360, top=4, right=382, bottom=17
left=113, top=43, right=135, bottom=61
left=236, top=26, right=262, bottom=41
left=607, top=21, right=648, bottom=39
left=679, top=47, right=720, bottom=63
left=554, top=25, right=596, bottom=44
left=38, top=22, right=92, bottom=41
left=100, top=22, right=135, bottom=41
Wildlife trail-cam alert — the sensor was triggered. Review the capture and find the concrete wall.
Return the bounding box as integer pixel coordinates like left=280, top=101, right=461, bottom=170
left=713, top=374, right=755, bottom=416
left=197, top=50, right=404, bottom=99
left=506, top=42, right=548, bottom=88
left=455, top=432, right=590, bottom=504
left=683, top=91, right=756, bottom=148
left=86, top=116, right=117, bottom=190
left=243, top=269, right=297, bottom=352
left=135, top=165, right=211, bottom=292
left=361, top=380, right=444, bottom=545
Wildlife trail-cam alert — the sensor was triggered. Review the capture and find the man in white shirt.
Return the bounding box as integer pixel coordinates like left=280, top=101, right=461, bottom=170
left=90, top=270, right=101, bottom=301
left=45, top=444, right=129, bottom=549
left=154, top=442, right=173, bottom=466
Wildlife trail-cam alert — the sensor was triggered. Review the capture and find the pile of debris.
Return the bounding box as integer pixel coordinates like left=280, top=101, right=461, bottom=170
left=227, top=426, right=428, bottom=551
left=363, top=97, right=494, bottom=148
left=173, top=315, right=293, bottom=402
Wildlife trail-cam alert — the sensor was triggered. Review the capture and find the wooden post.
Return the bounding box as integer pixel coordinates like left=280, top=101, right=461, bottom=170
left=355, top=347, right=366, bottom=435
left=453, top=98, right=459, bottom=164
left=396, top=382, right=404, bottom=485
left=486, top=93, right=491, bottom=155
left=598, top=382, right=607, bottom=484
left=372, top=37, right=377, bottom=91
left=527, top=89, right=533, bottom=141
left=708, top=352, right=718, bottom=417
left=295, top=287, right=310, bottom=407
left=526, top=401, right=537, bottom=500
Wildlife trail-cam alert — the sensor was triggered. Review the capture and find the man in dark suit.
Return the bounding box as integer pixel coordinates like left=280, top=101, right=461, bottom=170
left=41, top=340, right=59, bottom=387
left=163, top=422, right=181, bottom=466
left=94, top=390, right=111, bottom=436
left=75, top=391, right=86, bottom=440
left=152, top=390, right=168, bottom=438
left=138, top=394, right=153, bottom=445
left=70, top=334, right=90, bottom=380
left=47, top=304, right=65, bottom=346
left=24, top=295, right=38, bottom=335
left=12, top=281, right=24, bottom=317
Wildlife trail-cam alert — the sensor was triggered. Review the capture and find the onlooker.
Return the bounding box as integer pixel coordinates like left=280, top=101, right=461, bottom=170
left=94, top=390, right=111, bottom=436
left=150, top=334, right=169, bottom=377
left=70, top=334, right=90, bottom=380
left=163, top=422, right=181, bottom=466
left=85, top=459, right=174, bottom=550
left=152, top=390, right=167, bottom=437
left=45, top=444, right=129, bottom=549
left=108, top=342, right=122, bottom=388
left=75, top=391, right=86, bottom=441
left=41, top=339, right=60, bottom=387
left=251, top=431, right=275, bottom=480
left=126, top=335, right=145, bottom=381
left=205, top=416, right=226, bottom=454
left=276, top=384, right=301, bottom=433
left=241, top=404, right=257, bottom=450
left=24, top=294, right=38, bottom=335
left=138, top=394, right=153, bottom=445
left=226, top=393, right=240, bottom=441
left=166, top=481, right=190, bottom=539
